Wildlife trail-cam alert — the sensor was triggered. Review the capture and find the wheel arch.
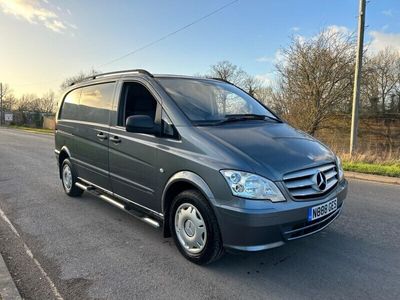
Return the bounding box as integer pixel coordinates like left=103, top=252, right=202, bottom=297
left=58, top=146, right=72, bottom=178
left=161, top=171, right=217, bottom=237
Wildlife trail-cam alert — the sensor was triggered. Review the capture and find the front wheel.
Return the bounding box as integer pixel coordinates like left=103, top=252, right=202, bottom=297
left=170, top=190, right=224, bottom=264
left=61, top=158, right=83, bottom=197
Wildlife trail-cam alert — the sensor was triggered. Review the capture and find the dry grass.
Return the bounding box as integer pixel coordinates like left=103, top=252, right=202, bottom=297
left=9, top=125, right=54, bottom=135
left=335, top=151, right=400, bottom=177
left=338, top=151, right=400, bottom=164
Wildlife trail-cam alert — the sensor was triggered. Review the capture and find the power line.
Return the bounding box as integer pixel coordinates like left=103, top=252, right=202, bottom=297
left=98, top=0, right=240, bottom=68
left=6, top=1, right=239, bottom=90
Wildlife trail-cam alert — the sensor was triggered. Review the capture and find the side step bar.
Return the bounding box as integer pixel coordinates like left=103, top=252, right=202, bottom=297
left=75, top=182, right=94, bottom=191
left=75, top=182, right=161, bottom=229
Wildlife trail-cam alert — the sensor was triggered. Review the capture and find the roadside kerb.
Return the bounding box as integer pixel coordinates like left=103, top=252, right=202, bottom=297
left=345, top=171, right=400, bottom=185
left=0, top=252, right=22, bottom=300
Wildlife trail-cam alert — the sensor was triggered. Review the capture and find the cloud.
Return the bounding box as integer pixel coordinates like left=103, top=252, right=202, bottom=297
left=0, top=0, right=76, bottom=33
left=369, top=31, right=400, bottom=54
left=294, top=34, right=306, bottom=44
left=273, top=49, right=285, bottom=64
left=291, top=25, right=351, bottom=47
left=381, top=9, right=393, bottom=16
left=46, top=19, right=66, bottom=32
left=381, top=24, right=389, bottom=31
left=291, top=26, right=300, bottom=32
left=257, top=25, right=354, bottom=69
left=325, top=25, right=351, bottom=36
left=256, top=49, right=285, bottom=64
left=256, top=55, right=273, bottom=63
left=255, top=72, right=276, bottom=86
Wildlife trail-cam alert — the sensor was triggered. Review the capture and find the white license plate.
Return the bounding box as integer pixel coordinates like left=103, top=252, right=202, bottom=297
left=308, top=198, right=337, bottom=221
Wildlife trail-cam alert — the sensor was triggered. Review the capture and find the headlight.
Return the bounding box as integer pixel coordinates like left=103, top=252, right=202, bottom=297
left=336, top=156, right=344, bottom=180
left=220, top=170, right=286, bottom=202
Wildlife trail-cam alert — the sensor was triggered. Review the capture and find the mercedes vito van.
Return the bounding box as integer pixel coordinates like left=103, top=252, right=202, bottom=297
left=55, top=69, right=348, bottom=264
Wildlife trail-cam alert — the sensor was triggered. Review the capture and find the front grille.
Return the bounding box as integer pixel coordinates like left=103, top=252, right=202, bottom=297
left=283, top=163, right=338, bottom=200
left=282, top=205, right=342, bottom=240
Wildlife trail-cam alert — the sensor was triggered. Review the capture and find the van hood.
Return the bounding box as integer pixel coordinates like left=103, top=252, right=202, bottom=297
left=198, top=122, right=335, bottom=181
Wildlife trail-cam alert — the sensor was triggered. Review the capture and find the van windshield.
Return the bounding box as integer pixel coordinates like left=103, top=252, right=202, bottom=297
left=157, top=78, right=278, bottom=125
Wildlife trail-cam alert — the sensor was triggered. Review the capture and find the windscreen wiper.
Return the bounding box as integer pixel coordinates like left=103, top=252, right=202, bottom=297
left=215, top=114, right=281, bottom=125
left=193, top=114, right=282, bottom=126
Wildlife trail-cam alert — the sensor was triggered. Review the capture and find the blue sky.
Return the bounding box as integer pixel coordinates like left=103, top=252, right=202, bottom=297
left=0, top=0, right=399, bottom=96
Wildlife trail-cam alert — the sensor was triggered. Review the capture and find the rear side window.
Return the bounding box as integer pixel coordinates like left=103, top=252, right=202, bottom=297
left=60, top=89, right=81, bottom=120
left=79, top=82, right=115, bottom=124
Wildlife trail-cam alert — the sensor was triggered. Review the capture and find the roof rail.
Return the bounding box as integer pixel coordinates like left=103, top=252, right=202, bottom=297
left=69, top=69, right=153, bottom=86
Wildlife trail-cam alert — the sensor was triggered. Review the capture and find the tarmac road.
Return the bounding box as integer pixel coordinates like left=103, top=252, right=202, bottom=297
left=0, top=128, right=399, bottom=299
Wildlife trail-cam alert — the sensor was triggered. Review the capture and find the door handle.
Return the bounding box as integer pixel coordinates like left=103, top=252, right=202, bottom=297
left=96, top=132, right=107, bottom=140
left=110, top=135, right=121, bottom=144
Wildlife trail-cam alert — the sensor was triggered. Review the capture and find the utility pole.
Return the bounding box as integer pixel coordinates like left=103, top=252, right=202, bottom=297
left=0, top=82, right=3, bottom=126
left=350, top=0, right=366, bottom=155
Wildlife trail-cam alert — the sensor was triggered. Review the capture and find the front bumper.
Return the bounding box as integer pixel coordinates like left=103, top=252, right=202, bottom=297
left=214, top=179, right=348, bottom=251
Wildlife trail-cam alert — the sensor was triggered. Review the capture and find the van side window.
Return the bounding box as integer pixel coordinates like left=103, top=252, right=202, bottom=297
left=60, top=88, right=81, bottom=120
left=118, top=82, right=157, bottom=126
left=79, top=82, right=115, bottom=124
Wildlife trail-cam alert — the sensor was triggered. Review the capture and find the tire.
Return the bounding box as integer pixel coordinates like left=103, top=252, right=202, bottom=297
left=170, top=189, right=224, bottom=264
left=61, top=158, right=83, bottom=197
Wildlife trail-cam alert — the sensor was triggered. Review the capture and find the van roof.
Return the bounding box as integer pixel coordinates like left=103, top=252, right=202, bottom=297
left=68, top=69, right=226, bottom=88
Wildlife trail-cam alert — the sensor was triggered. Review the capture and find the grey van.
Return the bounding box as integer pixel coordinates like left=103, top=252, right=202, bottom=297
left=55, top=69, right=348, bottom=264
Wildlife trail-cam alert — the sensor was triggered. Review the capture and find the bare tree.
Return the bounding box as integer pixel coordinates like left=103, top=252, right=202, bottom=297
left=0, top=83, right=17, bottom=111
left=208, top=61, right=265, bottom=99
left=362, top=48, right=400, bottom=113
left=15, top=91, right=56, bottom=113
left=60, top=69, right=99, bottom=91
left=360, top=55, right=380, bottom=113
left=274, top=30, right=356, bottom=135
left=208, top=61, right=246, bottom=86
left=39, top=91, right=57, bottom=113
left=253, top=86, right=274, bottom=106
left=393, top=85, right=400, bottom=113
left=363, top=116, right=400, bottom=158
left=242, top=75, right=264, bottom=97
left=15, top=94, right=37, bottom=112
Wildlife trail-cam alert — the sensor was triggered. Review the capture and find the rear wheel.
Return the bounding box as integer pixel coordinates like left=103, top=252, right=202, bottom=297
left=61, top=158, right=83, bottom=197
left=170, top=190, right=224, bottom=264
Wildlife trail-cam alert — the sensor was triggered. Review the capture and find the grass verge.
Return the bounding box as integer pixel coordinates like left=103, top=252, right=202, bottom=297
left=8, top=125, right=54, bottom=135
left=343, top=161, right=400, bottom=178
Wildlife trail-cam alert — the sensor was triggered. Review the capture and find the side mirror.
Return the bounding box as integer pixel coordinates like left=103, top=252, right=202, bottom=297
left=126, top=115, right=155, bottom=134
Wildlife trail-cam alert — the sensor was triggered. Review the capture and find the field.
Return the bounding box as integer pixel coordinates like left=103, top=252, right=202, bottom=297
left=316, top=114, right=400, bottom=159
left=316, top=114, right=400, bottom=177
